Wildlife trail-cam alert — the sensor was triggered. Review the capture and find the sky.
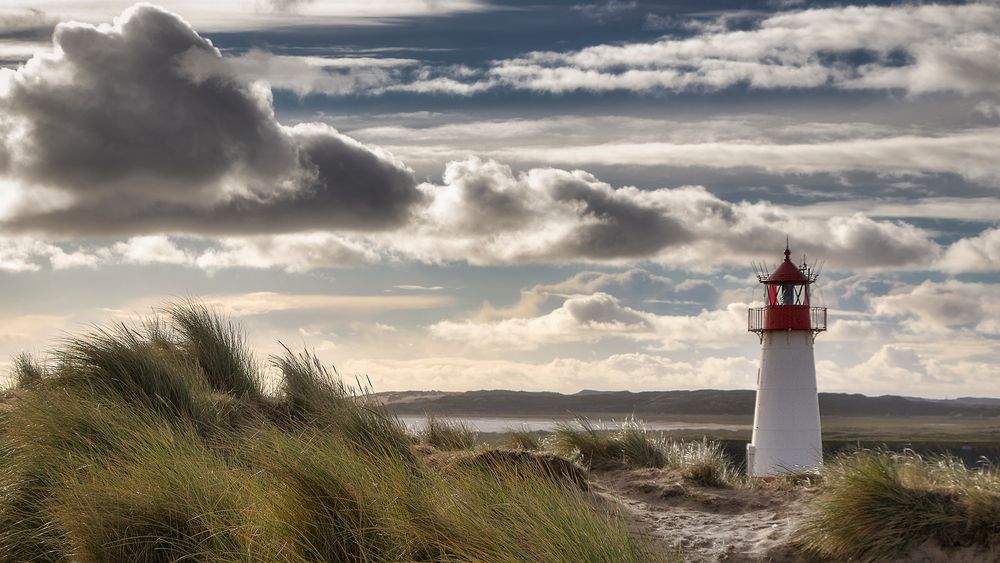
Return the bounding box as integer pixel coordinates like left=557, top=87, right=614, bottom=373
left=0, top=0, right=998, bottom=398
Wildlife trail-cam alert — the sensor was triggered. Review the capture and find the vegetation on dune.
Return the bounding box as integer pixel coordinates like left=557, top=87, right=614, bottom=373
left=796, top=449, right=1000, bottom=561
left=506, top=425, right=543, bottom=451
left=555, top=418, right=625, bottom=468
left=6, top=301, right=997, bottom=561
left=555, top=418, right=740, bottom=487
left=660, top=437, right=739, bottom=488
left=167, top=302, right=262, bottom=399
left=420, top=413, right=478, bottom=450
left=0, top=302, right=659, bottom=562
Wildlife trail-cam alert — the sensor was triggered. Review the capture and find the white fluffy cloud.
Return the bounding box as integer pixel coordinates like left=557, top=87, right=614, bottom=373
left=181, top=49, right=416, bottom=97
left=0, top=5, right=423, bottom=237
left=0, top=155, right=955, bottom=273
left=381, top=157, right=942, bottom=270
left=871, top=280, right=1000, bottom=334
left=937, top=227, right=1000, bottom=273
left=400, top=3, right=1000, bottom=96
left=431, top=292, right=653, bottom=350
left=430, top=290, right=746, bottom=352
left=341, top=353, right=758, bottom=392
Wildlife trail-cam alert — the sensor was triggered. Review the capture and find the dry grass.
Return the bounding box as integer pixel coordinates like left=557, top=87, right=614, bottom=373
left=506, top=426, right=543, bottom=451
left=420, top=413, right=477, bottom=450
left=796, top=449, right=1000, bottom=561
left=0, top=301, right=662, bottom=562
left=554, top=418, right=740, bottom=487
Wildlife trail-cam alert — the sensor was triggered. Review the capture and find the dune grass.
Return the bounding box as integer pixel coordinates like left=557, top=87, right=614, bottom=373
left=618, top=417, right=667, bottom=469
left=506, top=426, right=543, bottom=451
left=0, top=301, right=660, bottom=562
left=168, top=302, right=262, bottom=400
left=11, top=352, right=44, bottom=389
left=554, top=418, right=740, bottom=486
left=273, top=346, right=416, bottom=462
left=555, top=418, right=624, bottom=467
left=795, top=449, right=1000, bottom=561
left=420, top=413, right=477, bottom=450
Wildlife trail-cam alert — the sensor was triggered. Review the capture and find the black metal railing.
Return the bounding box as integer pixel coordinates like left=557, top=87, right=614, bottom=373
left=748, top=306, right=827, bottom=333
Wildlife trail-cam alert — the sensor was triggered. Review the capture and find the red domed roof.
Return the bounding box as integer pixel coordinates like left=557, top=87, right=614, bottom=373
left=765, top=247, right=808, bottom=283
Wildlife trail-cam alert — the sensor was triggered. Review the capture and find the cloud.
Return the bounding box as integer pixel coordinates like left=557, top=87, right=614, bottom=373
left=388, top=4, right=1000, bottom=97
left=109, top=235, right=192, bottom=266
left=430, top=289, right=747, bottom=351
left=389, top=158, right=941, bottom=270
left=0, top=8, right=54, bottom=39
left=193, top=233, right=382, bottom=272
left=871, top=280, right=1000, bottom=333
left=393, top=157, right=693, bottom=264
left=181, top=49, right=417, bottom=97
left=0, top=4, right=422, bottom=237
left=340, top=353, right=758, bottom=392
left=0, top=153, right=951, bottom=273
left=431, top=292, right=653, bottom=350
left=266, top=0, right=313, bottom=13
left=0, top=1, right=491, bottom=32
left=572, top=1, right=637, bottom=22
left=475, top=268, right=712, bottom=320
left=199, top=292, right=453, bottom=317
left=937, top=227, right=1000, bottom=273
left=481, top=128, right=1000, bottom=187
left=394, top=285, right=444, bottom=291
left=0, top=236, right=97, bottom=271
left=352, top=116, right=1000, bottom=189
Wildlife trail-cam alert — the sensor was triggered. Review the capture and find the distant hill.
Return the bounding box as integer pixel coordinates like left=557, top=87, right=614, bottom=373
left=376, top=389, right=1000, bottom=418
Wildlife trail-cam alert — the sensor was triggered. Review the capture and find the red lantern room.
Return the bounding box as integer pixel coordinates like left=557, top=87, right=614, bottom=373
left=748, top=243, right=827, bottom=336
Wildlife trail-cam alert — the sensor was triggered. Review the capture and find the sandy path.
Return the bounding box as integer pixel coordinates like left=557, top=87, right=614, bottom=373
left=591, top=468, right=816, bottom=562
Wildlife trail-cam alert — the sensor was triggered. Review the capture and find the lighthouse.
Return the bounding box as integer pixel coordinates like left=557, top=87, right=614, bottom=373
left=746, top=243, right=827, bottom=476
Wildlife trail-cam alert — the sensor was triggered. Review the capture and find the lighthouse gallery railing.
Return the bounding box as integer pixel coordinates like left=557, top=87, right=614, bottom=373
left=748, top=306, right=827, bottom=333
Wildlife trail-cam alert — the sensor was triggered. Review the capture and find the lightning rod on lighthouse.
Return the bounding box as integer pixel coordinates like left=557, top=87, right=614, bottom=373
left=746, top=242, right=827, bottom=476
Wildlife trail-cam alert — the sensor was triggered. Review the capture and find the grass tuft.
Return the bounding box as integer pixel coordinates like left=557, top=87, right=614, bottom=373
left=506, top=426, right=543, bottom=451
left=554, top=418, right=623, bottom=468
left=0, top=302, right=673, bottom=562
left=54, top=323, right=213, bottom=426
left=168, top=302, right=262, bottom=399
left=272, top=346, right=415, bottom=461
left=795, top=449, right=1000, bottom=561
left=662, top=438, right=738, bottom=488
left=421, top=414, right=477, bottom=450
left=12, top=352, right=45, bottom=389
left=617, top=418, right=666, bottom=468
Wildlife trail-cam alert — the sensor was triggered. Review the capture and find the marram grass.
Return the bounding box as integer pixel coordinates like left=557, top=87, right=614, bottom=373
left=795, top=449, right=1000, bottom=561
left=0, top=301, right=664, bottom=563
left=420, top=413, right=478, bottom=450
left=554, top=418, right=740, bottom=486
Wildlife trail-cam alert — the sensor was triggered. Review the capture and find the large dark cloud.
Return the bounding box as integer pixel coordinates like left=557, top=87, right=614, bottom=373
left=0, top=4, right=422, bottom=236
left=547, top=175, right=691, bottom=259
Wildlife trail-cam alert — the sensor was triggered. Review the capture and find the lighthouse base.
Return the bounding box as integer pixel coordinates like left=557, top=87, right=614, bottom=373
left=748, top=330, right=822, bottom=477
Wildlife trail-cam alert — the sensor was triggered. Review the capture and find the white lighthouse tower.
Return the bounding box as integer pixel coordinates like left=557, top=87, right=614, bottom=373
left=746, top=243, right=827, bottom=476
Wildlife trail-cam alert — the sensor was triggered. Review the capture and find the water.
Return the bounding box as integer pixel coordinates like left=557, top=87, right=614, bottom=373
left=396, top=415, right=748, bottom=434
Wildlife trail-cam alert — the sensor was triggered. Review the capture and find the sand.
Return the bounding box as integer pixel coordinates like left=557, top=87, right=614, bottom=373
left=592, top=467, right=1000, bottom=562
left=591, top=467, right=814, bottom=562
